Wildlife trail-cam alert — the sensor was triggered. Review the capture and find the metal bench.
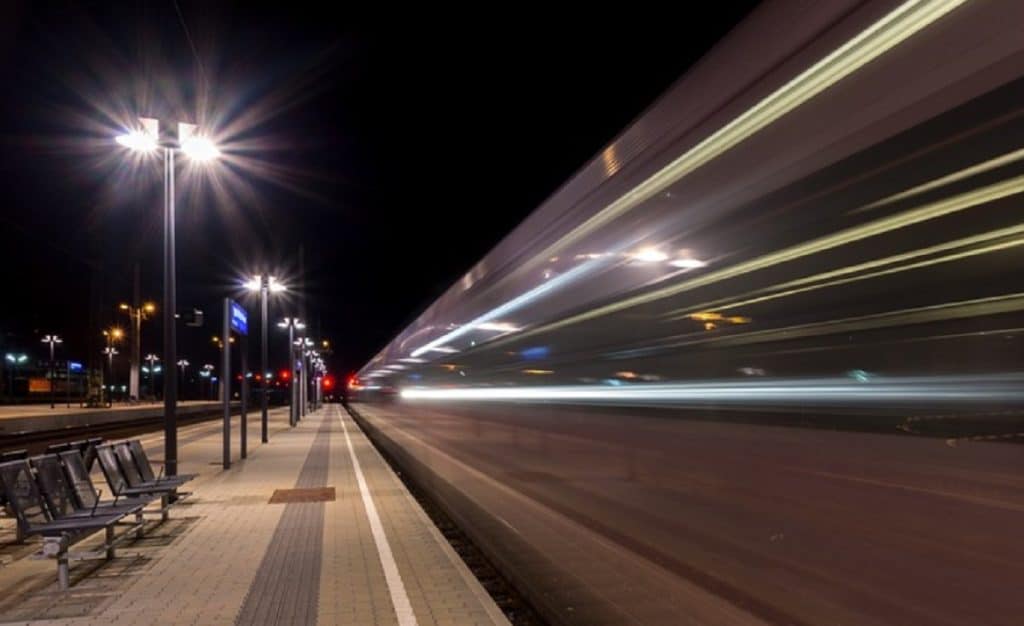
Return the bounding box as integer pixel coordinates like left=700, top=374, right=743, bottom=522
left=83, top=438, right=104, bottom=472
left=0, top=460, right=136, bottom=590
left=43, top=440, right=100, bottom=470
left=44, top=442, right=73, bottom=456
left=122, top=440, right=196, bottom=487
left=58, top=450, right=160, bottom=517
left=0, top=450, right=28, bottom=463
left=96, top=445, right=187, bottom=522
left=0, top=450, right=28, bottom=522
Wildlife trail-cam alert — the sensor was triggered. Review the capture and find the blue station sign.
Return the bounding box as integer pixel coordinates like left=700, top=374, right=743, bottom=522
left=229, top=300, right=248, bottom=336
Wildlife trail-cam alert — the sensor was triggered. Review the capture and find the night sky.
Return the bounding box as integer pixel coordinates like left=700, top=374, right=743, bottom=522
left=0, top=1, right=756, bottom=380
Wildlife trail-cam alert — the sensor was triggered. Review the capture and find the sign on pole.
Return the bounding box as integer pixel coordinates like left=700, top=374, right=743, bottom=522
left=229, top=300, right=248, bottom=336
left=223, top=298, right=250, bottom=469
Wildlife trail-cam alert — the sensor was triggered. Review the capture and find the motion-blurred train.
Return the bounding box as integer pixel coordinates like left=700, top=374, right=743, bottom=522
left=349, top=2, right=1024, bottom=624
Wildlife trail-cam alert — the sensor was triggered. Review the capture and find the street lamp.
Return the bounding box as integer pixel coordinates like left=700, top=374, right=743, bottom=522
left=293, top=337, right=305, bottom=420
left=300, top=341, right=315, bottom=416
left=211, top=335, right=235, bottom=348
left=177, top=359, right=190, bottom=401
left=102, top=328, right=124, bottom=406
left=307, top=351, right=323, bottom=411
left=116, top=117, right=221, bottom=477
left=40, top=335, right=63, bottom=409
left=102, top=346, right=119, bottom=406
left=119, top=301, right=156, bottom=401
left=4, top=353, right=28, bottom=402
left=314, top=358, right=327, bottom=410
left=244, top=275, right=287, bottom=443
left=200, top=364, right=214, bottom=400
left=277, top=317, right=305, bottom=426
left=144, top=354, right=160, bottom=401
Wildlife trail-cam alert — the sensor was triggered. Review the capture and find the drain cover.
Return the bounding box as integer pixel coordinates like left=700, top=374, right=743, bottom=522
left=268, top=487, right=335, bottom=504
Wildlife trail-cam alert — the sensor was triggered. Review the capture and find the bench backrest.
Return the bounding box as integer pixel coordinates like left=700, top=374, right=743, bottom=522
left=113, top=443, right=146, bottom=488
left=96, top=445, right=129, bottom=496
left=59, top=450, right=99, bottom=509
left=30, top=455, right=79, bottom=519
left=83, top=438, right=104, bottom=472
left=0, top=450, right=28, bottom=463
left=127, top=440, right=157, bottom=482
left=0, top=460, right=51, bottom=534
left=45, top=442, right=72, bottom=456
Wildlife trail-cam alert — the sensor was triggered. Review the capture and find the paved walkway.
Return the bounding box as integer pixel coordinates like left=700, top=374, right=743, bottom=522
left=0, top=405, right=508, bottom=625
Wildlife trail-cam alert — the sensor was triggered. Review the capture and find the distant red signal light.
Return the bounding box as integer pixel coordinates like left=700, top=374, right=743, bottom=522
left=280, top=369, right=291, bottom=381
left=323, top=375, right=335, bottom=390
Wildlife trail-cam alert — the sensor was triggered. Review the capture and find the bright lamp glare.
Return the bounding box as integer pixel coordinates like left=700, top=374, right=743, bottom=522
left=115, top=130, right=157, bottom=152
left=181, top=136, right=220, bottom=162
left=244, top=277, right=260, bottom=291
left=631, top=248, right=669, bottom=263
left=669, top=258, right=707, bottom=269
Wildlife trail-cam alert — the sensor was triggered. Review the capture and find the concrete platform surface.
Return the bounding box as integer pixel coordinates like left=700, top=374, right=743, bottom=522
left=0, top=404, right=508, bottom=626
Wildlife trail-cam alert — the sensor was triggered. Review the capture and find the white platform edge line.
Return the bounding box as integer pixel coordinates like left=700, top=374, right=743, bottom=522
left=346, top=406, right=512, bottom=625
left=338, top=406, right=419, bottom=626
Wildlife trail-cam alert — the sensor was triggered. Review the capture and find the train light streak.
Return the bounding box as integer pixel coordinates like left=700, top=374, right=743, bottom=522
left=399, top=374, right=1024, bottom=405
left=493, top=0, right=967, bottom=287
left=409, top=258, right=604, bottom=357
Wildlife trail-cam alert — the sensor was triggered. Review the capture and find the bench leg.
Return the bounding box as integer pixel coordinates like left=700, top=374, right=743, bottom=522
left=135, top=511, right=145, bottom=538
left=161, top=494, right=169, bottom=522
left=42, top=536, right=69, bottom=590
left=57, top=553, right=69, bottom=591
left=105, top=526, right=116, bottom=560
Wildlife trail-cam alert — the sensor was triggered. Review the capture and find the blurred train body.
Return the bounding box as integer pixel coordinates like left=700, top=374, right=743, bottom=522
left=352, top=2, right=1024, bottom=624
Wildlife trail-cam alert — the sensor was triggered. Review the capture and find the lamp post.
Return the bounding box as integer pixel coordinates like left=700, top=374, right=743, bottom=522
left=305, top=350, right=315, bottom=413
left=102, top=346, right=119, bottom=406
left=301, top=342, right=316, bottom=415
left=40, top=335, right=62, bottom=409
left=294, top=338, right=304, bottom=422
left=4, top=353, right=28, bottom=402
left=297, top=339, right=312, bottom=419
left=102, top=328, right=124, bottom=406
left=317, top=358, right=326, bottom=409
left=297, top=339, right=307, bottom=418
left=119, top=301, right=156, bottom=401
left=201, top=364, right=214, bottom=400
left=176, top=359, right=190, bottom=401
left=244, top=275, right=286, bottom=443
left=145, top=354, right=160, bottom=401
left=116, top=118, right=221, bottom=477
left=211, top=337, right=234, bottom=404
left=277, top=318, right=305, bottom=427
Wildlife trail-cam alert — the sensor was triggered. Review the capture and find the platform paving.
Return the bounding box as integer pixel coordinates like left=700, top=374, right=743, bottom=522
left=0, top=404, right=508, bottom=626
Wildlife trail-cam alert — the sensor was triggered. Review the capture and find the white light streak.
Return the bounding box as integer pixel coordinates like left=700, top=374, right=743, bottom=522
left=410, top=258, right=604, bottom=357
left=401, top=374, right=1024, bottom=406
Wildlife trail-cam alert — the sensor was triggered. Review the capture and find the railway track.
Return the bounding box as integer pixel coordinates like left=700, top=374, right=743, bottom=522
left=0, top=406, right=256, bottom=455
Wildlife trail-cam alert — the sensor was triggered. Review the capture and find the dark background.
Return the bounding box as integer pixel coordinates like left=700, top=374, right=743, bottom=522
left=0, top=1, right=756, bottom=382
